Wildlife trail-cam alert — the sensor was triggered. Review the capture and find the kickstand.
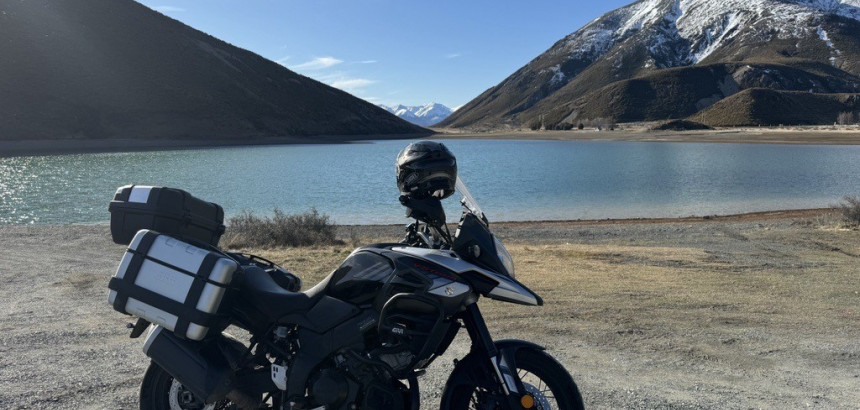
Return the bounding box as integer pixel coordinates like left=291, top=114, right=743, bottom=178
left=128, top=318, right=151, bottom=339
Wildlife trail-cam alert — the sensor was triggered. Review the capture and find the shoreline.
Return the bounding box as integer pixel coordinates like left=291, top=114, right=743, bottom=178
left=431, top=128, right=860, bottom=145
left=3, top=128, right=860, bottom=157
left=0, top=132, right=426, bottom=158
left=489, top=207, right=836, bottom=226
left=29, top=207, right=838, bottom=229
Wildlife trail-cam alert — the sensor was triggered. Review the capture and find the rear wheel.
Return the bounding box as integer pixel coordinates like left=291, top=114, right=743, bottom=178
left=139, top=361, right=231, bottom=410
left=446, top=348, right=584, bottom=410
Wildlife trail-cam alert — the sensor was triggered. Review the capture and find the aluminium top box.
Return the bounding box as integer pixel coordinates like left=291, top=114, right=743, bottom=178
left=108, top=230, right=238, bottom=341
left=109, top=185, right=225, bottom=246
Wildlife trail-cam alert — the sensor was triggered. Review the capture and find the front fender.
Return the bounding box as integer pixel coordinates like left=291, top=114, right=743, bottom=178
left=439, top=339, right=545, bottom=408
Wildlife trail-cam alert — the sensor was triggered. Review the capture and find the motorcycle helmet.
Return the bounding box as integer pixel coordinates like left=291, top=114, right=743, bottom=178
left=396, top=141, right=457, bottom=199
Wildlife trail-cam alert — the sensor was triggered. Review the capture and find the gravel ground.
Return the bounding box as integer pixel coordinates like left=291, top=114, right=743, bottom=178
left=0, top=211, right=858, bottom=409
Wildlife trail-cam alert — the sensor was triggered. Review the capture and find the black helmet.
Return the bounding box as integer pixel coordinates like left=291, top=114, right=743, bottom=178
left=396, top=141, right=457, bottom=199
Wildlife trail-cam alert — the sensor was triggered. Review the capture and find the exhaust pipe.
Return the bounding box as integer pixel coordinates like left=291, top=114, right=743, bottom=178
left=143, top=326, right=235, bottom=403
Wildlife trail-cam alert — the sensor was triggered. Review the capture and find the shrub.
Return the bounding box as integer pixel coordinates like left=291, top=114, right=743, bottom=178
left=221, top=208, right=341, bottom=248
left=583, top=117, right=617, bottom=131
left=838, top=195, right=860, bottom=226
left=837, top=112, right=856, bottom=125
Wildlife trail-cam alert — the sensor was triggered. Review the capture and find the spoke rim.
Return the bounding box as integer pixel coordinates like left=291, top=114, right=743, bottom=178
left=468, top=369, right=560, bottom=410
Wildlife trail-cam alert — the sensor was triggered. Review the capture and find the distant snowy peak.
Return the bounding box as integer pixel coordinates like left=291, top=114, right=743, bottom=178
left=379, top=103, right=453, bottom=127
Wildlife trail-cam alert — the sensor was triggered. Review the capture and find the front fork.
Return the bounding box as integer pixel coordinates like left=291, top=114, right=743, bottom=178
left=461, top=304, right=533, bottom=410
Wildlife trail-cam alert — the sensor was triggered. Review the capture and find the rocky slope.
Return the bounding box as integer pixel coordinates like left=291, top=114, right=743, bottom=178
left=442, top=0, right=860, bottom=129
left=0, top=0, right=427, bottom=142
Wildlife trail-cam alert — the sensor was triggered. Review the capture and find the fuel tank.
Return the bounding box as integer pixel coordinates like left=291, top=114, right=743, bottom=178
left=325, top=245, right=476, bottom=314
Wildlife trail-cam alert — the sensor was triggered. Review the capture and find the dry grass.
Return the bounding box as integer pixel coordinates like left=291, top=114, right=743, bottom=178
left=242, top=237, right=859, bottom=355
left=240, top=225, right=860, bottom=407
left=243, top=235, right=859, bottom=334
left=221, top=208, right=340, bottom=249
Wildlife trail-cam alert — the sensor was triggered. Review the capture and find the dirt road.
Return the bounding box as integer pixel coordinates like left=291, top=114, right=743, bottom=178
left=1, top=211, right=858, bottom=408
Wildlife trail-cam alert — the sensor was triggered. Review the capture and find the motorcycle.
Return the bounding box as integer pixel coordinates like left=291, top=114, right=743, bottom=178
left=115, top=177, right=584, bottom=410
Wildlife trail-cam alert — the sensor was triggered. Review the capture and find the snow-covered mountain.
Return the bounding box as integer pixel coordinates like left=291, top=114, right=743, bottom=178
left=443, top=0, right=860, bottom=129
left=379, top=103, right=453, bottom=127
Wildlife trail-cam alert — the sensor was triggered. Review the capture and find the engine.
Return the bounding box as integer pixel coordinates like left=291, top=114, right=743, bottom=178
left=306, top=351, right=409, bottom=410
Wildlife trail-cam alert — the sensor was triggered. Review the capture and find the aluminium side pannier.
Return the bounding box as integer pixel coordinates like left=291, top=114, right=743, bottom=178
left=109, top=185, right=225, bottom=246
left=108, top=230, right=238, bottom=341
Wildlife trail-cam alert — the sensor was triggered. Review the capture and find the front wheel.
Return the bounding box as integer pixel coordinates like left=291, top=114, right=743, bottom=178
left=444, top=348, right=584, bottom=410
left=139, top=361, right=231, bottom=410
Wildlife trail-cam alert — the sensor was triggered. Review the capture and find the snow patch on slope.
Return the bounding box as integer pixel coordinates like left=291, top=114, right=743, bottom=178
left=548, top=65, right=566, bottom=85
left=555, top=0, right=860, bottom=70
left=817, top=26, right=843, bottom=66
left=689, top=11, right=745, bottom=63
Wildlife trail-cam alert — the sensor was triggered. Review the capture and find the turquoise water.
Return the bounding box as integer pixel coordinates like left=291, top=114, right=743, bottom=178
left=2, top=139, right=859, bottom=225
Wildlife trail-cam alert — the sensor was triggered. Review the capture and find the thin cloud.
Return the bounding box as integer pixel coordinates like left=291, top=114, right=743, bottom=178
left=445, top=53, right=462, bottom=59
left=152, top=6, right=185, bottom=13
left=292, top=56, right=343, bottom=71
left=298, top=70, right=376, bottom=93
left=275, top=56, right=290, bottom=66
left=358, top=60, right=378, bottom=64
left=329, top=78, right=375, bottom=91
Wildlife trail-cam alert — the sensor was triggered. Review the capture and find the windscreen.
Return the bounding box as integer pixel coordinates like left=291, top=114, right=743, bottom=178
left=455, top=177, right=486, bottom=222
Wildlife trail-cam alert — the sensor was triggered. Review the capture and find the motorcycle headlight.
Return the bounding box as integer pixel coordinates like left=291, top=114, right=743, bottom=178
left=493, top=236, right=515, bottom=278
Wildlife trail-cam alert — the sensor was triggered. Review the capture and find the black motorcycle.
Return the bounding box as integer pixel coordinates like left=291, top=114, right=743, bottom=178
left=116, top=175, right=583, bottom=410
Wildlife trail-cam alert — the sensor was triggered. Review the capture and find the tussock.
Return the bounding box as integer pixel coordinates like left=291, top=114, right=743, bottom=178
left=838, top=195, right=860, bottom=226
left=221, top=208, right=341, bottom=248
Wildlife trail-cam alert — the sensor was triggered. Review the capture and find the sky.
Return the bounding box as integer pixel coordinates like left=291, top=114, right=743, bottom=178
left=134, top=0, right=633, bottom=109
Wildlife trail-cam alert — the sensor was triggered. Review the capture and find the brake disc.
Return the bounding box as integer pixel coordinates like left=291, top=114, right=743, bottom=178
left=168, top=380, right=215, bottom=410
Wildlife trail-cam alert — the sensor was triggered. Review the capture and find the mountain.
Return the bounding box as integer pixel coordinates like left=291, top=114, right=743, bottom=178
left=0, top=0, right=427, bottom=143
left=442, top=0, right=860, bottom=129
left=379, top=103, right=454, bottom=127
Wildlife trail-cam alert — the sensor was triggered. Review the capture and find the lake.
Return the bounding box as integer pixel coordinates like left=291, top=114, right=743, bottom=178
left=1, top=139, right=859, bottom=225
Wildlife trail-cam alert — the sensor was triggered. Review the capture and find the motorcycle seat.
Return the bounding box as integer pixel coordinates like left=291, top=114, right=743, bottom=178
left=238, top=266, right=329, bottom=318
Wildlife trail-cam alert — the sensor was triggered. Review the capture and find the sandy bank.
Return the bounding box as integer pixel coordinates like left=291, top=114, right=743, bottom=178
left=434, top=127, right=860, bottom=145
left=3, top=127, right=860, bottom=157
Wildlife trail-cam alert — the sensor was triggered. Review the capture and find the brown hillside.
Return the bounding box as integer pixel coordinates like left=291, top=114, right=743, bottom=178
left=695, top=89, right=860, bottom=126
left=0, top=0, right=427, bottom=141
left=534, top=62, right=860, bottom=128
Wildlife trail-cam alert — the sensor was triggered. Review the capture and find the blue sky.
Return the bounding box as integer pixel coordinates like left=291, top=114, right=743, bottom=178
left=135, top=0, right=633, bottom=109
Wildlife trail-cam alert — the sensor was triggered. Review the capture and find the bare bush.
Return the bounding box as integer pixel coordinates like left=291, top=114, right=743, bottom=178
left=221, top=208, right=340, bottom=248
left=838, top=195, right=860, bottom=226
left=581, top=117, right=616, bottom=131
left=837, top=112, right=856, bottom=125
